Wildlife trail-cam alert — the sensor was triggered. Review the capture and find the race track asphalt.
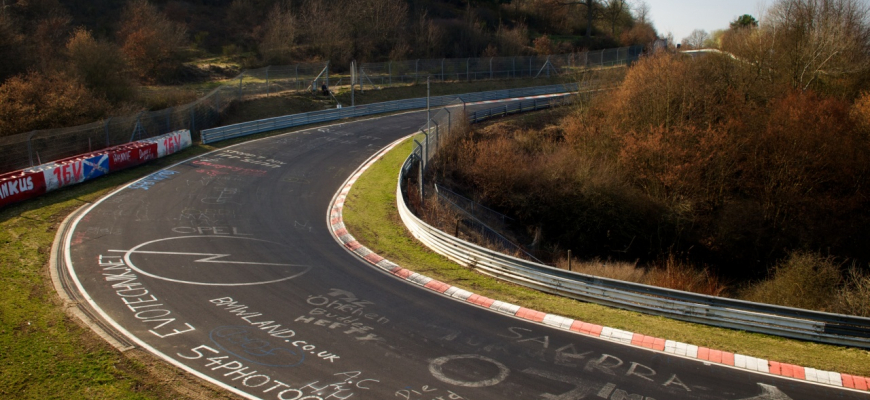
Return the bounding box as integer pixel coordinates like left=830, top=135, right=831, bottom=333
left=60, top=104, right=865, bottom=400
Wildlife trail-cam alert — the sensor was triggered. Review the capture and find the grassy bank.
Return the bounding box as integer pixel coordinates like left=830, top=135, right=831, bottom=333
left=0, top=145, right=237, bottom=400
left=341, top=136, right=870, bottom=377
left=0, top=90, right=466, bottom=398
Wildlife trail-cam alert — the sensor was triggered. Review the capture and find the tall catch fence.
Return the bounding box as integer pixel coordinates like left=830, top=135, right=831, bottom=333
left=358, top=46, right=643, bottom=89
left=0, top=62, right=329, bottom=174
left=0, top=45, right=643, bottom=175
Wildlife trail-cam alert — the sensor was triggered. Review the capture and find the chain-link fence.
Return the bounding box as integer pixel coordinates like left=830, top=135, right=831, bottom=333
left=358, top=46, right=643, bottom=89
left=0, top=62, right=329, bottom=174
left=1, top=45, right=643, bottom=175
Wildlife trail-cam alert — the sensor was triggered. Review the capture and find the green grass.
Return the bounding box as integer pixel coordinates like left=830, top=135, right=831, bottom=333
left=0, top=145, right=233, bottom=400
left=341, top=136, right=870, bottom=377
left=3, top=77, right=867, bottom=399
left=0, top=96, right=454, bottom=399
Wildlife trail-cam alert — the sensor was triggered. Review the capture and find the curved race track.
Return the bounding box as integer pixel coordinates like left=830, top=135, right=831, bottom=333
left=59, top=105, right=864, bottom=400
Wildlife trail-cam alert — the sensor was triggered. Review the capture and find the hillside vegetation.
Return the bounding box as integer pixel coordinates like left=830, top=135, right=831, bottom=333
left=0, top=0, right=656, bottom=137
left=428, top=0, right=870, bottom=314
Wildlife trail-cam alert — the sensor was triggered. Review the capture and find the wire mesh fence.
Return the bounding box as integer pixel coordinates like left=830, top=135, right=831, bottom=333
left=0, top=45, right=643, bottom=175
left=358, top=46, right=643, bottom=89
left=0, top=62, right=329, bottom=174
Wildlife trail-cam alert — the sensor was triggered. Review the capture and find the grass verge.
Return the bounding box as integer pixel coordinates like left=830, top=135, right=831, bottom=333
left=341, top=136, right=870, bottom=377
left=0, top=145, right=239, bottom=400
left=0, top=103, right=438, bottom=399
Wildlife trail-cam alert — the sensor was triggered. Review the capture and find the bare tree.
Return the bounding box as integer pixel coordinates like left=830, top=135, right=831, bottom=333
left=260, top=2, right=297, bottom=64
left=558, top=0, right=601, bottom=43
left=684, top=29, right=709, bottom=49
left=766, top=0, right=870, bottom=90
left=601, top=0, right=630, bottom=38
left=347, top=0, right=408, bottom=60
left=634, top=0, right=651, bottom=24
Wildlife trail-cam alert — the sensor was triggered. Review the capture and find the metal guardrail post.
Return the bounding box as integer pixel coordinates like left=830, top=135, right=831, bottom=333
left=266, top=66, right=271, bottom=96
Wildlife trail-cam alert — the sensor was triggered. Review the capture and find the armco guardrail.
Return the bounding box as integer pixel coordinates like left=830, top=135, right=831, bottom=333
left=200, top=83, right=581, bottom=144
left=396, top=103, right=870, bottom=349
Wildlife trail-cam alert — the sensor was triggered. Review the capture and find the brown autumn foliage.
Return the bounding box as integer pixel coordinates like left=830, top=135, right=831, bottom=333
left=117, top=0, right=187, bottom=82
left=433, top=50, right=870, bottom=293
left=66, top=28, right=135, bottom=103
left=0, top=71, right=111, bottom=136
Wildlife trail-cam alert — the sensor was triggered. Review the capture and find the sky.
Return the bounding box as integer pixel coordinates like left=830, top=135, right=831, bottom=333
left=643, top=0, right=768, bottom=44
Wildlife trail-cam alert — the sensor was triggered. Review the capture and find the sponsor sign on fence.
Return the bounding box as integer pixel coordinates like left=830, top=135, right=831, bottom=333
left=0, top=130, right=191, bottom=209
left=0, top=170, right=46, bottom=207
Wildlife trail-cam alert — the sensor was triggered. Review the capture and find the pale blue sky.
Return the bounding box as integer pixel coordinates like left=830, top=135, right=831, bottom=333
left=644, top=0, right=768, bottom=44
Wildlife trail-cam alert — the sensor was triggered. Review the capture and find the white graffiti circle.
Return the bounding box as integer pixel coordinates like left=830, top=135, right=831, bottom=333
left=429, top=354, right=510, bottom=388
left=110, top=235, right=311, bottom=286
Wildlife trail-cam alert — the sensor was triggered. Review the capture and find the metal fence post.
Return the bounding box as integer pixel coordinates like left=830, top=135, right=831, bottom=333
left=388, top=61, right=392, bottom=86
left=466, top=58, right=470, bottom=81
left=446, top=109, right=451, bottom=135
left=489, top=57, right=493, bottom=80
left=420, top=130, right=429, bottom=167
left=325, top=60, right=330, bottom=89
left=432, top=121, right=439, bottom=153
left=238, top=73, right=243, bottom=100
left=415, top=59, right=419, bottom=83
left=266, top=66, right=271, bottom=96
left=546, top=55, right=551, bottom=78
left=104, top=118, right=111, bottom=146
left=418, top=153, right=424, bottom=202
left=295, top=64, right=299, bottom=91
left=351, top=61, right=355, bottom=107
left=441, top=58, right=445, bottom=82
left=190, top=105, right=196, bottom=138
left=512, top=57, right=516, bottom=78
left=27, top=131, right=36, bottom=167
